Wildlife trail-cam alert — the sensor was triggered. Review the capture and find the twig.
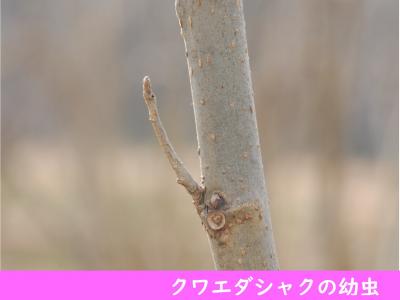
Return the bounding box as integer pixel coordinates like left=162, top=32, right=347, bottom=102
left=142, top=76, right=204, bottom=203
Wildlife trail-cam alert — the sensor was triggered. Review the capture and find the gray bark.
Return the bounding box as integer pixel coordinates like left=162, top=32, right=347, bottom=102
left=143, top=0, right=278, bottom=270
left=175, top=0, right=278, bottom=270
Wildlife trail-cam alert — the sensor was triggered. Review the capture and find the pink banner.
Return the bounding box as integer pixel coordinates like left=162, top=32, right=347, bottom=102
left=0, top=271, right=398, bottom=299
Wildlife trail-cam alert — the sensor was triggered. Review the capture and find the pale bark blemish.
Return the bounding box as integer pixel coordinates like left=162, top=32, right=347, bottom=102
left=218, top=232, right=230, bottom=245
left=191, top=48, right=198, bottom=58
left=199, top=98, right=206, bottom=105
left=198, top=57, right=203, bottom=68
left=241, top=151, right=248, bottom=159
left=208, top=133, right=216, bottom=142
left=206, top=54, right=212, bottom=65
left=188, top=16, right=192, bottom=29
left=238, top=258, right=243, bottom=265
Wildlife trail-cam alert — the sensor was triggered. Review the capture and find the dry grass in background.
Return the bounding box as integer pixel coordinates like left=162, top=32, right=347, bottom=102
left=3, top=142, right=397, bottom=269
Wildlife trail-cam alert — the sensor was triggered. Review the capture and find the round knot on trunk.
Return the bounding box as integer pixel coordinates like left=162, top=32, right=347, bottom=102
left=207, top=211, right=226, bottom=230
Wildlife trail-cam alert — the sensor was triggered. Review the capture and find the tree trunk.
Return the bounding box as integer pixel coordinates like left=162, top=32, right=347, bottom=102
left=143, top=0, right=278, bottom=270
left=175, top=0, right=278, bottom=270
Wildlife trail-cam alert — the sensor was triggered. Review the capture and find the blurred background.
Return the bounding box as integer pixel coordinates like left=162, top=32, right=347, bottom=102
left=2, top=0, right=398, bottom=269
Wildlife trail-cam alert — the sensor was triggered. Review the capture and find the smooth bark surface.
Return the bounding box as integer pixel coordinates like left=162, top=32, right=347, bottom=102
left=175, top=0, right=278, bottom=269
left=143, top=0, right=278, bottom=270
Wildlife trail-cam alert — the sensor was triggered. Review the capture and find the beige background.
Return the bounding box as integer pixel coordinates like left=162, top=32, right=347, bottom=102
left=2, top=0, right=398, bottom=269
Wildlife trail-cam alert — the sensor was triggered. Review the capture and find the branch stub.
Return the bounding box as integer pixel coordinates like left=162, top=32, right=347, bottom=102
left=207, top=211, right=226, bottom=230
